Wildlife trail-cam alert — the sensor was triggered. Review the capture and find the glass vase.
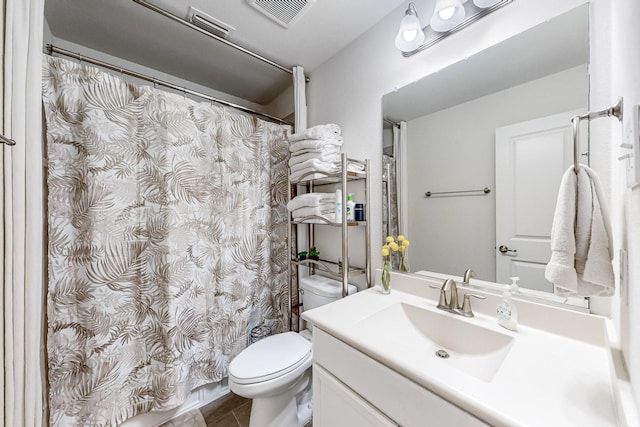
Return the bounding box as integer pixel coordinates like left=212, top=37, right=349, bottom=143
left=400, top=253, right=409, bottom=273
left=381, top=259, right=391, bottom=294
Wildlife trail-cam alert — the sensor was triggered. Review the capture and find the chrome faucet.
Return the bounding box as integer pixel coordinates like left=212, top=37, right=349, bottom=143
left=430, top=278, right=486, bottom=317
left=463, top=268, right=476, bottom=284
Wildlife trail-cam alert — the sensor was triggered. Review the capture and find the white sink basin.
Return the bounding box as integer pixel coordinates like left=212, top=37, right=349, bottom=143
left=351, top=302, right=514, bottom=382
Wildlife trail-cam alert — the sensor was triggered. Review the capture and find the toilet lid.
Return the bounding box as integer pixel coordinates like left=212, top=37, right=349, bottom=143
left=229, top=332, right=312, bottom=385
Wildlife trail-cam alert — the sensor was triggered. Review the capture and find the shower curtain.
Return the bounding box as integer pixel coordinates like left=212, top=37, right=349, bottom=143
left=42, top=56, right=291, bottom=426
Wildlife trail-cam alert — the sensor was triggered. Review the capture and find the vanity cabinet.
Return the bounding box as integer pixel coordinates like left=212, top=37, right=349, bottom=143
left=288, top=153, right=371, bottom=330
left=312, top=328, right=489, bottom=427
left=313, top=364, right=397, bottom=427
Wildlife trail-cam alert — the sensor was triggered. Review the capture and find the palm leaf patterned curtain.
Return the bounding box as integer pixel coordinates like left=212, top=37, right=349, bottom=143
left=42, top=56, right=291, bottom=427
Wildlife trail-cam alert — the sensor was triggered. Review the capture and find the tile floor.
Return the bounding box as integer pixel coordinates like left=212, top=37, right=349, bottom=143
left=200, top=393, right=252, bottom=427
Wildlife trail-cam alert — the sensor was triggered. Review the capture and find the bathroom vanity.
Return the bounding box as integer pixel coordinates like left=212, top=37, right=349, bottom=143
left=302, top=272, right=635, bottom=426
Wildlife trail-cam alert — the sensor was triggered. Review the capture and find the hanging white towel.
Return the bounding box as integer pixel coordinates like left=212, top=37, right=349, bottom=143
left=287, top=192, right=336, bottom=212
left=288, top=124, right=341, bottom=142
left=545, top=166, right=615, bottom=297
left=289, top=137, right=343, bottom=153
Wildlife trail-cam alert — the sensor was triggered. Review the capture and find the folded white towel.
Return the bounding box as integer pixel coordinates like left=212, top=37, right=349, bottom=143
left=289, top=151, right=341, bottom=168
left=347, top=161, right=365, bottom=172
left=545, top=166, right=614, bottom=297
left=290, top=163, right=339, bottom=182
left=290, top=146, right=341, bottom=157
left=289, top=137, right=343, bottom=153
left=291, top=203, right=335, bottom=219
left=290, top=158, right=340, bottom=175
left=288, top=124, right=341, bottom=142
left=287, top=192, right=336, bottom=212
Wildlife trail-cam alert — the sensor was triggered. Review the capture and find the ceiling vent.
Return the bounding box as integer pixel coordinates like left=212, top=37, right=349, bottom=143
left=247, top=0, right=316, bottom=28
left=188, top=7, right=235, bottom=39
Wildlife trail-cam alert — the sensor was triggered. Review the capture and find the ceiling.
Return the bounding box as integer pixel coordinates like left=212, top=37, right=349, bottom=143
left=45, top=0, right=406, bottom=106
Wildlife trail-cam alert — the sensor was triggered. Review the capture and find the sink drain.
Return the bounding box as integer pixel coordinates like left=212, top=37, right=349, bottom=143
left=435, top=349, right=450, bottom=359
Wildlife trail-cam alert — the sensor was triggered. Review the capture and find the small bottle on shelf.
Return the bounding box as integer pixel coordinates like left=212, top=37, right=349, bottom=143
left=346, top=193, right=355, bottom=221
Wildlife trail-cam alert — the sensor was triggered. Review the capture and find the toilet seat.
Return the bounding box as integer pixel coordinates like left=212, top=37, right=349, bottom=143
left=229, top=332, right=312, bottom=385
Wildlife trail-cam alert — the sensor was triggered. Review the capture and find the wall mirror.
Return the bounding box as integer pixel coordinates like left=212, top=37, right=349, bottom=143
left=382, top=4, right=590, bottom=306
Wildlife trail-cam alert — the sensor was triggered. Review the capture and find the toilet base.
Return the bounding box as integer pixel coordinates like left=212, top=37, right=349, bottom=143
left=248, top=368, right=312, bottom=427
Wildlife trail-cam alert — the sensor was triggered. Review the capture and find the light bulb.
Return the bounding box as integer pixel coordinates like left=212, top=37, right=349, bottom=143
left=438, top=6, right=456, bottom=20
left=395, top=3, right=425, bottom=52
left=402, top=29, right=418, bottom=42
left=430, top=0, right=465, bottom=32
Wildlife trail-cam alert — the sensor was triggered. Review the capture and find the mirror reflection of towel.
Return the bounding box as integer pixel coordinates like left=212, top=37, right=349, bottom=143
left=545, top=165, right=614, bottom=297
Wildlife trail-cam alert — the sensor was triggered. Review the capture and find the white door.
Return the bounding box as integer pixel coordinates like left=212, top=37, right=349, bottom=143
left=495, top=110, right=586, bottom=292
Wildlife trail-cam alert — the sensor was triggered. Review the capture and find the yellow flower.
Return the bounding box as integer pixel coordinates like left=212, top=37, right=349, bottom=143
left=386, top=236, right=395, bottom=243
left=397, top=235, right=405, bottom=242
left=402, top=240, right=410, bottom=247
left=389, top=242, right=400, bottom=251
left=382, top=244, right=390, bottom=251
left=399, top=246, right=405, bottom=253
left=381, top=248, right=390, bottom=257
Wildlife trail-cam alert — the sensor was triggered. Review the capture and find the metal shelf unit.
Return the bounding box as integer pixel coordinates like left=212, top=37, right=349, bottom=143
left=287, top=154, right=371, bottom=331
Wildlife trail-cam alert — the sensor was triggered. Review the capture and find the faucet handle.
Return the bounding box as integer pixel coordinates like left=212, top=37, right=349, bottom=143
left=429, top=285, right=448, bottom=309
left=460, top=293, right=486, bottom=317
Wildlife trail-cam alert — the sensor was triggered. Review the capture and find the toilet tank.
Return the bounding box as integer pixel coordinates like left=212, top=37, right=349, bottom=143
left=299, top=275, right=357, bottom=312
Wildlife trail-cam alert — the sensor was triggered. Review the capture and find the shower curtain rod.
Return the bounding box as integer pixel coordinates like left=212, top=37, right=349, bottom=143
left=46, top=44, right=293, bottom=126
left=133, top=0, right=309, bottom=82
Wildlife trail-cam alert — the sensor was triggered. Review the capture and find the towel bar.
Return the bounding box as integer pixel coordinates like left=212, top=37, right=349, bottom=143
left=572, top=98, right=623, bottom=173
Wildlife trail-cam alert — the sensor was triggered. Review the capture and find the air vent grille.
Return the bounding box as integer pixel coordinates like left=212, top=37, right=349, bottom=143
left=247, top=0, right=316, bottom=28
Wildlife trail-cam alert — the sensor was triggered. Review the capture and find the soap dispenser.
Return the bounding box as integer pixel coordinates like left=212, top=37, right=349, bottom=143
left=497, top=277, right=519, bottom=331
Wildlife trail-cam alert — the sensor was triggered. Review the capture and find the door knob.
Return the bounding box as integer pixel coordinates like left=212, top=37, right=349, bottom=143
left=498, top=245, right=517, bottom=254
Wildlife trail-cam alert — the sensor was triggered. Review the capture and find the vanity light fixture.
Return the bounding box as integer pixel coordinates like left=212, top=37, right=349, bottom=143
left=397, top=0, right=513, bottom=57
left=395, top=3, right=425, bottom=52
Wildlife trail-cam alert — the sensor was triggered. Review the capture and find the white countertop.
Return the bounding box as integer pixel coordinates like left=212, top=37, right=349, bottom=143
left=303, top=272, right=622, bottom=427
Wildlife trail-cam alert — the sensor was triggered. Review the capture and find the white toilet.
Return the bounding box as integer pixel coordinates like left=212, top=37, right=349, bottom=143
left=228, top=275, right=357, bottom=427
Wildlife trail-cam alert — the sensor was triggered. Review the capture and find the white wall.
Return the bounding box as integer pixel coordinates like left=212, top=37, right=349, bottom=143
left=307, top=0, right=639, bottom=412
left=406, top=66, right=587, bottom=281
left=610, top=0, right=640, bottom=412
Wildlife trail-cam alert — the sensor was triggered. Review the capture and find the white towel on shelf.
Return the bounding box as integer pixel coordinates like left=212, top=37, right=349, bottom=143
left=289, top=163, right=339, bottom=182
left=290, top=146, right=341, bottom=157
left=287, top=192, right=336, bottom=212
left=289, top=150, right=341, bottom=168
left=291, top=203, right=335, bottom=219
left=289, top=137, right=343, bottom=153
left=288, top=124, right=341, bottom=142
left=347, top=161, right=365, bottom=172
left=545, top=166, right=614, bottom=297
left=290, top=158, right=340, bottom=175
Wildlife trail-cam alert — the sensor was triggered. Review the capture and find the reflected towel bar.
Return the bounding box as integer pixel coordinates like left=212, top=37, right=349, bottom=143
left=572, top=98, right=623, bottom=173
left=425, top=187, right=491, bottom=198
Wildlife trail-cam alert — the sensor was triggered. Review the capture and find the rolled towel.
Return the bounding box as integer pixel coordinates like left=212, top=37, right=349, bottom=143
left=289, top=150, right=341, bottom=168
left=289, top=137, right=343, bottom=153
left=290, top=158, right=340, bottom=175
left=288, top=124, right=341, bottom=142
left=291, top=203, right=335, bottom=219
left=287, top=192, right=336, bottom=212
left=290, top=163, right=339, bottom=182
